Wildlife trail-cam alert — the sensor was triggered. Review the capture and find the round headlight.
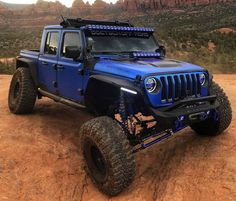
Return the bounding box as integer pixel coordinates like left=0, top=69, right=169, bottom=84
left=199, top=74, right=206, bottom=86
left=146, top=78, right=157, bottom=93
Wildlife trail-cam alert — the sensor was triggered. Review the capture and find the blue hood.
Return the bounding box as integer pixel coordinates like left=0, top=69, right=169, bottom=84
left=94, top=58, right=205, bottom=79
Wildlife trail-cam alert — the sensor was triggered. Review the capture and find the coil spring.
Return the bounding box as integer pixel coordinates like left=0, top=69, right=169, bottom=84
left=119, top=91, right=129, bottom=133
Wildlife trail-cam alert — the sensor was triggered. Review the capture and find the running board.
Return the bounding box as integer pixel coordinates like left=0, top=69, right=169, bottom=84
left=38, top=88, right=86, bottom=109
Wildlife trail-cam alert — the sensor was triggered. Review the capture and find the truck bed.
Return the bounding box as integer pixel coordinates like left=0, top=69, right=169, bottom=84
left=20, top=49, right=39, bottom=57
left=18, top=49, right=40, bottom=67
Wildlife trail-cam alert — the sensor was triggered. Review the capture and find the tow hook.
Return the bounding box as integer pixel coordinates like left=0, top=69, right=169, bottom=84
left=174, top=115, right=185, bottom=131
left=189, top=112, right=208, bottom=121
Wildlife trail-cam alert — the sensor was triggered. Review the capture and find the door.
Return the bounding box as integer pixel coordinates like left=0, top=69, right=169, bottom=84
left=57, top=31, right=84, bottom=102
left=38, top=31, right=60, bottom=93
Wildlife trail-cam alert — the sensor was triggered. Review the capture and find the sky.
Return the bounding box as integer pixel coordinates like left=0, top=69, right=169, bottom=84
left=1, top=0, right=118, bottom=7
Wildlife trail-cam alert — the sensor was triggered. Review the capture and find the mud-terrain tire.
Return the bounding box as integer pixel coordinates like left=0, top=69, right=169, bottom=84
left=80, top=116, right=136, bottom=196
left=8, top=67, right=36, bottom=114
left=191, top=81, right=232, bottom=136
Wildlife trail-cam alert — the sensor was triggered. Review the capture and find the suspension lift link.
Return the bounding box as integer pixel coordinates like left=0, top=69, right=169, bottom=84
left=133, top=130, right=174, bottom=153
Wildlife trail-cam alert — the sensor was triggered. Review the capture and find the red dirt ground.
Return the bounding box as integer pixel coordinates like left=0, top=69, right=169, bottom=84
left=0, top=75, right=236, bottom=201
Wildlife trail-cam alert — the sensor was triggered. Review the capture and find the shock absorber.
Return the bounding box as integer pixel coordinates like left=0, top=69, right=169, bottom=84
left=119, top=91, right=129, bottom=134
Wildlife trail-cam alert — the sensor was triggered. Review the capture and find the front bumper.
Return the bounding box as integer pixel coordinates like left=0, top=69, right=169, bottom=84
left=149, top=95, right=219, bottom=131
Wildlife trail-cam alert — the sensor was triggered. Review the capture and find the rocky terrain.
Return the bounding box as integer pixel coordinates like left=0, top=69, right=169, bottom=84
left=0, top=74, right=236, bottom=201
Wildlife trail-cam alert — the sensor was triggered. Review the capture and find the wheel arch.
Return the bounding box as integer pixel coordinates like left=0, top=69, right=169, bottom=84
left=84, top=74, right=145, bottom=115
left=16, top=57, right=39, bottom=87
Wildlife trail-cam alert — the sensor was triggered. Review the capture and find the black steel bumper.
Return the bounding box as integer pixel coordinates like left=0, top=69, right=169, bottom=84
left=150, top=95, right=219, bottom=130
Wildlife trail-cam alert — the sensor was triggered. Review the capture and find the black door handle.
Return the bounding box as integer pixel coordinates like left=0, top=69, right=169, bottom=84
left=57, top=64, right=64, bottom=70
left=41, top=61, right=48, bottom=65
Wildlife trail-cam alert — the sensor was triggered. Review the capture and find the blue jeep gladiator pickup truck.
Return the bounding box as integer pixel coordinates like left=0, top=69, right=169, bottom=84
left=8, top=18, right=232, bottom=196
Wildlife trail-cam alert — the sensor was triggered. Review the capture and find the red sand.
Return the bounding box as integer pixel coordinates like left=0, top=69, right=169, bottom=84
left=0, top=75, right=236, bottom=201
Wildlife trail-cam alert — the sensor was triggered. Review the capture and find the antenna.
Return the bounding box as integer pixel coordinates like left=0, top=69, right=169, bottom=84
left=60, top=15, right=72, bottom=27
left=61, top=15, right=66, bottom=23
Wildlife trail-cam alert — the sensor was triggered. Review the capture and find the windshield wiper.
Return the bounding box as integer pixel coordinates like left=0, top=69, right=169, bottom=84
left=120, top=51, right=140, bottom=53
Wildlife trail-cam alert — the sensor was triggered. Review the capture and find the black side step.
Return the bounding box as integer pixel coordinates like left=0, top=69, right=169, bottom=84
left=38, top=88, right=86, bottom=109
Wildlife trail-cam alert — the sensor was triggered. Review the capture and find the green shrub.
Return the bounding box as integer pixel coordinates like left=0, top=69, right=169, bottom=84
left=0, top=61, right=15, bottom=75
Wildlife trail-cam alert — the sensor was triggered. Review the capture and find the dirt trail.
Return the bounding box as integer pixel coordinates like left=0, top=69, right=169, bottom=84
left=0, top=75, right=236, bottom=201
left=0, top=58, right=15, bottom=64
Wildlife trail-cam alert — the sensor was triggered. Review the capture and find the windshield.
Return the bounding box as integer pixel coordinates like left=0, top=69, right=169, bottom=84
left=86, top=34, right=159, bottom=54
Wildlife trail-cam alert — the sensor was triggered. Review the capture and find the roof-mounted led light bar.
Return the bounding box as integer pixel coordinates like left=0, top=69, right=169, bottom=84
left=61, top=18, right=133, bottom=28
left=132, top=52, right=161, bottom=58
left=82, top=24, right=154, bottom=33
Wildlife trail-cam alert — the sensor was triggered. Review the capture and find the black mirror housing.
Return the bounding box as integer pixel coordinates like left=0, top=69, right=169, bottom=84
left=156, top=45, right=166, bottom=57
left=87, top=37, right=95, bottom=52
left=65, top=46, right=81, bottom=59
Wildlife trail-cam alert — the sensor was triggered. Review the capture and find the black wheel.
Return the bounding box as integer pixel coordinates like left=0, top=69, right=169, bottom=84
left=80, top=116, right=135, bottom=196
left=191, top=81, right=232, bottom=136
left=8, top=67, right=36, bottom=114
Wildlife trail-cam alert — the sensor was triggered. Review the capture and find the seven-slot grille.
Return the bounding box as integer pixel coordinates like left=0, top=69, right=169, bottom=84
left=159, top=73, right=202, bottom=103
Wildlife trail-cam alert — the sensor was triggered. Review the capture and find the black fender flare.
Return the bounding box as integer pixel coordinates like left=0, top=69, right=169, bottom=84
left=86, top=74, right=143, bottom=93
left=16, top=57, right=39, bottom=87
left=84, top=74, right=144, bottom=114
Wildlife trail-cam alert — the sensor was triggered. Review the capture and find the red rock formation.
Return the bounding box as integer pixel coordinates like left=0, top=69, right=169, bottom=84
left=123, top=0, right=233, bottom=11
left=92, top=0, right=109, bottom=13
left=0, top=0, right=234, bottom=19
left=71, top=0, right=91, bottom=16
left=20, top=0, right=68, bottom=16
left=0, top=4, right=10, bottom=14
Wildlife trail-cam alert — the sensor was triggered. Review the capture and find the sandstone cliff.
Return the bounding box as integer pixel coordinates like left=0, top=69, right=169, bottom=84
left=19, top=0, right=68, bottom=16
left=0, top=4, right=11, bottom=14
left=0, top=0, right=234, bottom=26
left=1, top=0, right=234, bottom=18
left=123, top=0, right=233, bottom=11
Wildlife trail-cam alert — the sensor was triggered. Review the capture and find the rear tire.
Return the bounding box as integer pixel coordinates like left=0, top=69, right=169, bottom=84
left=8, top=67, right=36, bottom=114
left=191, top=81, right=232, bottom=136
left=79, top=116, right=135, bottom=196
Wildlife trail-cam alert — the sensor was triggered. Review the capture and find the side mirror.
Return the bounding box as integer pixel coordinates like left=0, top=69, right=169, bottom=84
left=87, top=37, right=94, bottom=52
left=65, top=46, right=81, bottom=59
left=156, top=45, right=166, bottom=57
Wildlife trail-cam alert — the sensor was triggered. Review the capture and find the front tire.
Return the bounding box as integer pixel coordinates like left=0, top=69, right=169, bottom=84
left=80, top=116, right=136, bottom=196
left=8, top=67, right=36, bottom=114
left=191, top=81, right=232, bottom=136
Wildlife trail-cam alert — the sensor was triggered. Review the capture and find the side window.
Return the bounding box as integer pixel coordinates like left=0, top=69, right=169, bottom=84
left=62, top=32, right=81, bottom=57
left=44, top=32, right=59, bottom=55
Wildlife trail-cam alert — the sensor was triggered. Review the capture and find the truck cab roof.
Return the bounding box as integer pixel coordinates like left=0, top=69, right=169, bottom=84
left=44, top=25, right=64, bottom=30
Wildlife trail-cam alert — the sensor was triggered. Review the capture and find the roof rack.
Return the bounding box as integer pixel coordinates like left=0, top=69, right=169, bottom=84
left=60, top=18, right=134, bottom=28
